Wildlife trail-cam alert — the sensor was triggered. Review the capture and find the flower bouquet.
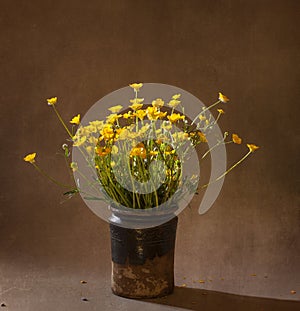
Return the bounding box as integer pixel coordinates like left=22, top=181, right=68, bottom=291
left=24, top=83, right=258, bottom=298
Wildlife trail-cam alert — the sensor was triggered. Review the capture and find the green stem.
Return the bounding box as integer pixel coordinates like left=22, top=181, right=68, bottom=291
left=32, top=163, right=73, bottom=188
left=191, top=100, right=221, bottom=125
left=52, top=105, right=73, bottom=138
left=201, top=150, right=252, bottom=188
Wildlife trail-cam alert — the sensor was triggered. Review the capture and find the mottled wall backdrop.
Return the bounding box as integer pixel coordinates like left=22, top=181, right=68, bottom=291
left=1, top=0, right=299, bottom=301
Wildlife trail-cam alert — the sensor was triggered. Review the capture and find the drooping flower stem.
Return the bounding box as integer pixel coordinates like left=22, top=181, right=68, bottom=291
left=191, top=100, right=221, bottom=125
left=32, top=163, right=73, bottom=188
left=201, top=150, right=252, bottom=188
left=52, top=105, right=73, bottom=138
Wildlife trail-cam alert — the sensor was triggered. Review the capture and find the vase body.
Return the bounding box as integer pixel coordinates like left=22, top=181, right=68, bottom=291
left=109, top=214, right=178, bottom=299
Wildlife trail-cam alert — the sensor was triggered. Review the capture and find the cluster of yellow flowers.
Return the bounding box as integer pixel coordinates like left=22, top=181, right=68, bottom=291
left=23, top=83, right=259, bottom=209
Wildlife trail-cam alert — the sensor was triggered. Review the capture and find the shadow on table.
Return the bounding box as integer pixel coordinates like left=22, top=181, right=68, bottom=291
left=142, top=286, right=299, bottom=311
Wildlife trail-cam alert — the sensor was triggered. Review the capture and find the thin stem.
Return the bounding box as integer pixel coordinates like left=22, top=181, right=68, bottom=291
left=52, top=105, right=73, bottom=138
left=32, top=163, right=73, bottom=188
left=191, top=100, right=221, bottom=125
left=201, top=150, right=252, bottom=188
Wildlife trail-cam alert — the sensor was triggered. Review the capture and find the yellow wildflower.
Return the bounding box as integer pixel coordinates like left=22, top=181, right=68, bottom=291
left=232, top=133, right=242, bottom=144
left=47, top=97, right=57, bottom=106
left=106, top=113, right=122, bottom=124
left=134, top=109, right=147, bottom=120
left=198, top=132, right=207, bottom=143
left=70, top=162, right=78, bottom=172
left=149, top=150, right=158, bottom=156
left=130, top=143, right=147, bottom=158
left=173, top=132, right=189, bottom=141
left=247, top=144, right=259, bottom=153
left=100, top=125, right=114, bottom=141
left=167, top=113, right=185, bottom=123
left=217, top=109, right=225, bottom=114
left=172, top=94, right=181, bottom=100
left=165, top=149, right=175, bottom=155
left=146, top=106, right=160, bottom=120
left=152, top=98, right=164, bottom=108
left=108, top=105, right=123, bottom=113
left=70, top=114, right=81, bottom=125
left=129, top=98, right=144, bottom=110
left=24, top=152, right=36, bottom=163
left=199, top=115, right=206, bottom=121
left=111, top=145, right=118, bottom=154
left=162, top=123, right=172, bottom=130
left=96, top=146, right=111, bottom=156
left=110, top=161, right=116, bottom=168
left=218, top=92, right=230, bottom=103
left=168, top=99, right=181, bottom=108
left=123, top=111, right=134, bottom=119
left=129, top=83, right=143, bottom=92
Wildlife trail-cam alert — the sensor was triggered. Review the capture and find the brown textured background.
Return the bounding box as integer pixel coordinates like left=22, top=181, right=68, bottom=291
left=0, top=0, right=299, bottom=310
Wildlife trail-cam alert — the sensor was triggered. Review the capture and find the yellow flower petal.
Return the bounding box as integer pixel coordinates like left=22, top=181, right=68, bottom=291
left=70, top=162, right=78, bottom=172
left=152, top=98, right=164, bottom=108
left=172, top=94, right=181, bottom=100
left=47, top=97, right=57, bottom=106
left=217, top=109, right=225, bottom=114
left=134, top=109, right=147, bottom=120
left=108, top=105, right=123, bottom=113
left=70, top=114, right=81, bottom=125
left=218, top=92, right=230, bottom=103
left=167, top=113, right=185, bottom=123
left=247, top=144, right=259, bottom=153
left=129, top=83, right=143, bottom=92
left=168, top=99, right=181, bottom=108
left=129, top=98, right=144, bottom=110
left=232, top=133, right=242, bottom=144
left=24, top=152, right=36, bottom=163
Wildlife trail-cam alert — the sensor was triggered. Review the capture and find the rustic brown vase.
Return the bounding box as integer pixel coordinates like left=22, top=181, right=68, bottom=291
left=109, top=213, right=178, bottom=299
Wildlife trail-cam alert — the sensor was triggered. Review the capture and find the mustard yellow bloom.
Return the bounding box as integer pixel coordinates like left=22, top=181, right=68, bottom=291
left=111, top=145, right=118, bottom=154
left=129, top=83, right=143, bottom=92
left=123, top=111, right=134, bottom=119
left=129, top=98, right=144, bottom=110
left=198, top=132, right=207, bottom=143
left=96, top=146, right=111, bottom=156
left=130, top=143, right=146, bottom=158
left=110, top=161, right=116, bottom=168
left=168, top=99, right=181, bottom=108
left=100, top=125, right=115, bottom=140
left=24, top=152, right=36, bottom=163
left=70, top=114, right=81, bottom=125
left=47, top=97, right=57, bottom=106
left=108, top=105, right=123, bottom=113
left=152, top=98, right=164, bottom=108
left=165, top=149, right=175, bottom=155
left=146, top=106, right=161, bottom=120
left=199, top=115, right=206, bottom=121
left=247, top=144, right=259, bottom=153
left=232, top=133, right=242, bottom=144
left=149, top=150, right=158, bottom=156
left=134, top=109, right=147, bottom=120
left=218, top=92, right=230, bottom=103
left=70, top=162, right=78, bottom=172
left=167, top=113, right=185, bottom=123
left=106, top=113, right=122, bottom=124
left=173, top=132, right=189, bottom=141
left=172, top=94, right=181, bottom=100
left=217, top=109, right=225, bottom=114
